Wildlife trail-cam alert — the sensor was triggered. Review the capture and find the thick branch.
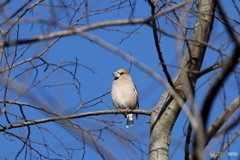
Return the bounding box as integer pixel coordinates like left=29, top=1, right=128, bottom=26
left=149, top=0, right=216, bottom=160
left=200, top=0, right=240, bottom=132
left=197, top=2, right=240, bottom=158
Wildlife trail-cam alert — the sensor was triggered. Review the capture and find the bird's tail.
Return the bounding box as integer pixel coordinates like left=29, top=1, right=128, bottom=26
left=126, top=114, right=134, bottom=128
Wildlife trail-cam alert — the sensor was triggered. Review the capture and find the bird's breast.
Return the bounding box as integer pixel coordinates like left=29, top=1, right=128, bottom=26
left=111, top=79, right=137, bottom=109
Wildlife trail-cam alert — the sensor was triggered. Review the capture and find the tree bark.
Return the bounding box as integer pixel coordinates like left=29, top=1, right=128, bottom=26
left=149, top=0, right=216, bottom=160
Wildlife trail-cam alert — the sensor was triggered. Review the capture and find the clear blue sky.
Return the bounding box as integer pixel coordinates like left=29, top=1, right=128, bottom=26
left=0, top=0, right=239, bottom=160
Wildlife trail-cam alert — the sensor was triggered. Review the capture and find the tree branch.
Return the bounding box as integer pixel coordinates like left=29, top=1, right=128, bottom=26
left=0, top=110, right=151, bottom=131
left=149, top=0, right=216, bottom=159
left=147, top=0, right=174, bottom=88
left=205, top=96, right=240, bottom=146
left=200, top=0, right=240, bottom=144
left=211, top=132, right=240, bottom=160
left=0, top=0, right=193, bottom=47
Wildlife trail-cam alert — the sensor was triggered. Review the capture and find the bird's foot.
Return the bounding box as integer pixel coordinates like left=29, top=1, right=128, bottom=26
left=124, top=107, right=129, bottom=115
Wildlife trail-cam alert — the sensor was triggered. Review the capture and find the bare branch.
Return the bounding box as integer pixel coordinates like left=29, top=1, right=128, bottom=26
left=205, top=96, right=240, bottom=146
left=0, top=0, right=193, bottom=47
left=200, top=0, right=240, bottom=140
left=148, top=0, right=174, bottom=88
left=0, top=109, right=151, bottom=131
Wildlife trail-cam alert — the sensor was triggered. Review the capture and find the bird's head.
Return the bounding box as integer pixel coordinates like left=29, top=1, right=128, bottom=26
left=112, top=69, right=131, bottom=80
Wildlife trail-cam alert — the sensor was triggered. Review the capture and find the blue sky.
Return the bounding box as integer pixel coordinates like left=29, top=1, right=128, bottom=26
left=0, top=0, right=240, bottom=160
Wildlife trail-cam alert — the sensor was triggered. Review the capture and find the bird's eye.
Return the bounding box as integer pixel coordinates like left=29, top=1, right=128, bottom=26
left=118, top=72, right=124, bottom=75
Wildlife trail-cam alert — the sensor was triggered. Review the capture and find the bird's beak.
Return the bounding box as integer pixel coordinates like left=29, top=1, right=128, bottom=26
left=112, top=72, right=120, bottom=78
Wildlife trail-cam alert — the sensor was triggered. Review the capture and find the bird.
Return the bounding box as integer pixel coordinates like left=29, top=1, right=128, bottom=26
left=111, top=69, right=139, bottom=128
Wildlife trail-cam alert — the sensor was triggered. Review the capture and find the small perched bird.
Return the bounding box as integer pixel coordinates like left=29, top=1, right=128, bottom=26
left=111, top=69, right=139, bottom=128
